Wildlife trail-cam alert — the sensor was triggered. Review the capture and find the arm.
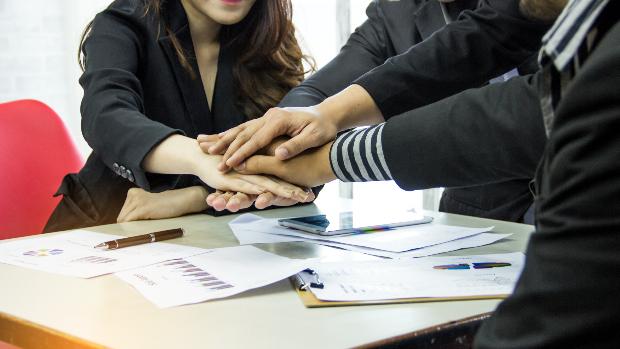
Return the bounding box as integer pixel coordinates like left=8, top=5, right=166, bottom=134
left=475, top=21, right=620, bottom=347
left=277, top=1, right=393, bottom=108
left=382, top=73, right=546, bottom=190
left=235, top=74, right=546, bottom=190
left=81, top=8, right=308, bottom=202
left=354, top=0, right=550, bottom=118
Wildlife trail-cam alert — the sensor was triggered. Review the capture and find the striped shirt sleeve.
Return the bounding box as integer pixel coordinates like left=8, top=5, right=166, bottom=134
left=328, top=124, right=393, bottom=182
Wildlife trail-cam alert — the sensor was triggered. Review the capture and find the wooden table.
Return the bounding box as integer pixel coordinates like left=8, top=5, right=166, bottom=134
left=0, top=201, right=533, bottom=349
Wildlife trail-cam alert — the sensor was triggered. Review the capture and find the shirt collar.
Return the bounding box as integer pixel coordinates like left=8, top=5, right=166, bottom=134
left=539, top=0, right=609, bottom=71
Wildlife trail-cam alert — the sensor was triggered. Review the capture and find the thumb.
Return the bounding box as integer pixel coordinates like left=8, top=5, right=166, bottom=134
left=234, top=155, right=280, bottom=176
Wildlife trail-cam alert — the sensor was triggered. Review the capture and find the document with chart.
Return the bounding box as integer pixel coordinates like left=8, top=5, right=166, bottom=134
left=115, top=245, right=308, bottom=308
left=303, top=253, right=525, bottom=302
left=0, top=230, right=206, bottom=278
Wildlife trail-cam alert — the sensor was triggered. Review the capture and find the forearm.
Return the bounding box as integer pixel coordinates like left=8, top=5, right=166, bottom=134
left=143, top=134, right=205, bottom=176
left=316, top=84, right=385, bottom=131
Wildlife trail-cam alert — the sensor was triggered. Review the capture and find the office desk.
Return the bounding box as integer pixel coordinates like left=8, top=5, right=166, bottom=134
left=0, top=202, right=533, bottom=349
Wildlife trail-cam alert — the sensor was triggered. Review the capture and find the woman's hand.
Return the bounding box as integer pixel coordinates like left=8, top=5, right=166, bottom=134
left=117, top=186, right=208, bottom=223
left=195, top=154, right=312, bottom=202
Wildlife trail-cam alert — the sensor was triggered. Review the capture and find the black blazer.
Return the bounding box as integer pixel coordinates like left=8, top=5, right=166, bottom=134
left=280, top=0, right=550, bottom=222
left=45, top=0, right=247, bottom=231
left=475, top=13, right=620, bottom=348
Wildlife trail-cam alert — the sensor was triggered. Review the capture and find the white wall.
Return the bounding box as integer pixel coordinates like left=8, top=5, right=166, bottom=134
left=0, top=0, right=111, bottom=156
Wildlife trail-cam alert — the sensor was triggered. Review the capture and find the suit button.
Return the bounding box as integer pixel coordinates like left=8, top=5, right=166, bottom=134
left=119, top=165, right=128, bottom=178
left=127, top=169, right=135, bottom=183
left=112, top=163, right=120, bottom=174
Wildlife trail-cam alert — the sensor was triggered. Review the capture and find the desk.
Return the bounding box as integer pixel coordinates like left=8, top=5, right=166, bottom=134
left=0, top=202, right=533, bottom=349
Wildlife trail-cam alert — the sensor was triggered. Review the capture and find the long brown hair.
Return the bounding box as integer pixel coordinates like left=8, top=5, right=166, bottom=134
left=79, top=0, right=312, bottom=118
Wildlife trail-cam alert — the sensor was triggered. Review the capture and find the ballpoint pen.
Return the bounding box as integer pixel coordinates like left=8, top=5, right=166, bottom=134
left=93, top=228, right=184, bottom=250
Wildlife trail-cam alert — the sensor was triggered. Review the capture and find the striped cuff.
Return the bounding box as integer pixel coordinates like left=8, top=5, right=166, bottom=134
left=329, top=124, right=393, bottom=182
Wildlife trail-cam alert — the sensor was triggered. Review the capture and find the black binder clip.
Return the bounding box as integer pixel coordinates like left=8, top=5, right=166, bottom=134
left=296, top=268, right=324, bottom=290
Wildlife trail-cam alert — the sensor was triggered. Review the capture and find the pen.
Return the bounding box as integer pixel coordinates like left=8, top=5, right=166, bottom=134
left=93, top=228, right=184, bottom=250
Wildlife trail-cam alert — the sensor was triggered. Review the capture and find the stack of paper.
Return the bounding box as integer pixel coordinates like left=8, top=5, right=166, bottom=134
left=304, top=252, right=525, bottom=302
left=229, top=214, right=510, bottom=259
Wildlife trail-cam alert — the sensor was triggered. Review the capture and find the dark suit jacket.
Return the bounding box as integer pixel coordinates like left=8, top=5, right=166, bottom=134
left=281, top=0, right=550, bottom=222
left=45, top=0, right=247, bottom=232
left=475, top=13, right=620, bottom=348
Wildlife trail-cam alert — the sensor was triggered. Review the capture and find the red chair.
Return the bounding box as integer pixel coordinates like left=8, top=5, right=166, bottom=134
left=0, top=100, right=83, bottom=239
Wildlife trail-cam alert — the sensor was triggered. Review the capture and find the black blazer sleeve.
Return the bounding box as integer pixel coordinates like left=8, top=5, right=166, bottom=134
left=475, top=20, right=620, bottom=348
left=80, top=5, right=183, bottom=191
left=354, top=0, right=550, bottom=119
left=278, top=1, right=393, bottom=108
left=382, top=73, right=546, bottom=190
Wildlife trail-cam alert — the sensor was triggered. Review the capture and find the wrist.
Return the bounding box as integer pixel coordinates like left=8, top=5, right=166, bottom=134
left=318, top=84, right=383, bottom=131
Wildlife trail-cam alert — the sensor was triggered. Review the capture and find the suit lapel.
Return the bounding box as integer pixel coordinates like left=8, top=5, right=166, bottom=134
left=158, top=1, right=213, bottom=137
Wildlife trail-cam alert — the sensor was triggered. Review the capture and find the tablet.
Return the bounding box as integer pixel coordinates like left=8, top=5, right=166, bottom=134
left=277, top=211, right=433, bottom=236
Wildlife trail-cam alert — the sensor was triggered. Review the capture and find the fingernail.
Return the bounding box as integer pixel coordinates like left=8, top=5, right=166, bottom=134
left=295, top=191, right=310, bottom=202
left=235, top=162, right=246, bottom=171
left=208, top=146, right=216, bottom=153
left=276, top=147, right=289, bottom=159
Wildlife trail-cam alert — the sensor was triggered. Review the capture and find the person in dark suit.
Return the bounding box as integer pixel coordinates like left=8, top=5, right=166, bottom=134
left=43, top=0, right=314, bottom=233
left=227, top=0, right=620, bottom=346
left=200, top=0, right=552, bottom=223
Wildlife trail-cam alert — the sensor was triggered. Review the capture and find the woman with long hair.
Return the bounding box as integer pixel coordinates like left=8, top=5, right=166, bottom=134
left=44, top=0, right=313, bottom=232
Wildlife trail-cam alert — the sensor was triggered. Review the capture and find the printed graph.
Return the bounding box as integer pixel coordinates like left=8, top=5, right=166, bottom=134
left=23, top=249, right=64, bottom=257
left=162, top=259, right=233, bottom=290
left=70, top=256, right=118, bottom=264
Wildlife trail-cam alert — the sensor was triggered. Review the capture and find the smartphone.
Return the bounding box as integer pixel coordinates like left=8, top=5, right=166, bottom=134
left=277, top=211, right=433, bottom=236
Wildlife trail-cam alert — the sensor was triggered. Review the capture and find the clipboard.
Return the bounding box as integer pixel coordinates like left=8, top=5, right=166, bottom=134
left=289, top=269, right=509, bottom=308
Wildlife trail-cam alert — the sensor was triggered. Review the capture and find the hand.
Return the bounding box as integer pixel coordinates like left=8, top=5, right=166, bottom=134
left=207, top=189, right=315, bottom=211
left=117, top=186, right=208, bottom=222
left=195, top=154, right=312, bottom=202
left=206, top=190, right=257, bottom=212
left=198, top=106, right=338, bottom=171
left=233, top=142, right=336, bottom=188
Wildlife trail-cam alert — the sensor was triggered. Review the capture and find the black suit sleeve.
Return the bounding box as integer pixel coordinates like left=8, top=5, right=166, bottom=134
left=278, top=1, right=392, bottom=107
left=80, top=6, right=183, bottom=191
left=382, top=73, right=545, bottom=190
left=475, top=21, right=620, bottom=348
left=355, top=0, right=550, bottom=118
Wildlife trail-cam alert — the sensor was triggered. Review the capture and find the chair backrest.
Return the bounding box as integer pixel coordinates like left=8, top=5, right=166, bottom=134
left=0, top=100, right=83, bottom=239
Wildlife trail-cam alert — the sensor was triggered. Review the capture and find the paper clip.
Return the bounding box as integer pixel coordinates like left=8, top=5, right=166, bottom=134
left=295, top=268, right=324, bottom=290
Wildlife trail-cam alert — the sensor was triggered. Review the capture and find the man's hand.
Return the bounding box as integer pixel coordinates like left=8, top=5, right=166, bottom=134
left=198, top=85, right=384, bottom=172
left=198, top=106, right=338, bottom=171
left=233, top=142, right=337, bottom=188
left=195, top=154, right=311, bottom=202
left=117, top=186, right=208, bottom=222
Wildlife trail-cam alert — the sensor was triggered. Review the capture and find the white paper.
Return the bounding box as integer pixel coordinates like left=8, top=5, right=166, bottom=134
left=306, top=252, right=525, bottom=301
left=313, top=233, right=511, bottom=259
left=115, top=245, right=307, bottom=308
left=0, top=231, right=206, bottom=278
left=229, top=214, right=501, bottom=257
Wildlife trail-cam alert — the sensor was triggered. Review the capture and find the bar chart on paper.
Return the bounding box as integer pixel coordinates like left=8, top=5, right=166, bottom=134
left=160, top=258, right=233, bottom=291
